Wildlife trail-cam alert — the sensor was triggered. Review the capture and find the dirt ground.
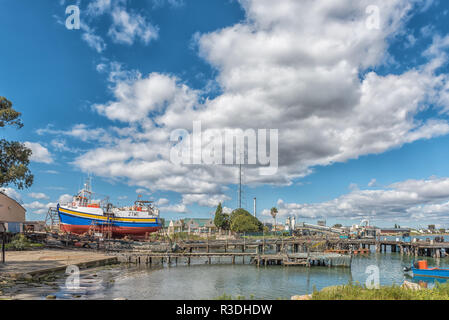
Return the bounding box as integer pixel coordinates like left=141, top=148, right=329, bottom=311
left=0, top=249, right=115, bottom=277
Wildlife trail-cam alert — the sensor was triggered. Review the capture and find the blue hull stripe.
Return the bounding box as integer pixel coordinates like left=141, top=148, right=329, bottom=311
left=58, top=208, right=161, bottom=228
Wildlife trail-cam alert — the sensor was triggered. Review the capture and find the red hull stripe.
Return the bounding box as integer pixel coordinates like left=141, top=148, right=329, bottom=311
left=60, top=224, right=161, bottom=236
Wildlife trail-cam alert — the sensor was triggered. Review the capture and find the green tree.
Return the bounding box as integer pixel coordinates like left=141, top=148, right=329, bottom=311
left=214, top=203, right=230, bottom=231
left=230, top=208, right=263, bottom=233
left=0, top=97, right=23, bottom=129
left=0, top=97, right=33, bottom=189
left=231, top=214, right=260, bottom=233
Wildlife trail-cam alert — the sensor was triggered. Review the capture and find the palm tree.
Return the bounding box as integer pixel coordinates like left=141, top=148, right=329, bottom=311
left=270, top=207, right=278, bottom=232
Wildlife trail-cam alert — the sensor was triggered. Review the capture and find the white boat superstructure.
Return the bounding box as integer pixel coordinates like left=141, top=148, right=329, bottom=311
left=112, top=200, right=160, bottom=218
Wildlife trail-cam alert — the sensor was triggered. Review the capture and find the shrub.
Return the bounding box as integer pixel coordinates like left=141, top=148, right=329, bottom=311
left=5, top=234, right=43, bottom=251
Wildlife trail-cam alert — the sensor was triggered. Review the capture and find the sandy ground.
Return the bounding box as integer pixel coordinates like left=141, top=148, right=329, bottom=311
left=0, top=249, right=120, bottom=300
left=0, top=249, right=115, bottom=277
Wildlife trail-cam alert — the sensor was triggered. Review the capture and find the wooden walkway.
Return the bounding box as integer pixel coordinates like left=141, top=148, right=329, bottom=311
left=118, top=252, right=258, bottom=266
left=41, top=233, right=449, bottom=261
left=117, top=251, right=352, bottom=268
left=252, top=253, right=351, bottom=268
left=164, top=237, right=449, bottom=259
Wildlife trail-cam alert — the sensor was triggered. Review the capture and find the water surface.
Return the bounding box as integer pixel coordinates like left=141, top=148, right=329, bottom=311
left=53, top=252, right=449, bottom=300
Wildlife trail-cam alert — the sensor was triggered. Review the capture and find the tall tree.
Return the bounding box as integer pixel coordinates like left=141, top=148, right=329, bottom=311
left=0, top=97, right=33, bottom=190
left=214, top=203, right=229, bottom=231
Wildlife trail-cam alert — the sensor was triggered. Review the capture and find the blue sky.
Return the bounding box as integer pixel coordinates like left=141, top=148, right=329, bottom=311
left=2, top=0, right=449, bottom=228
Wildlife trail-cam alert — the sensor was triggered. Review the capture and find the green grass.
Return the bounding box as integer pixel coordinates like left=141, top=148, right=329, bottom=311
left=312, top=282, right=449, bottom=300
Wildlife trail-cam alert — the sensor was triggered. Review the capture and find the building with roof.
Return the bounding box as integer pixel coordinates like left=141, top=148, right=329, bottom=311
left=0, top=191, right=26, bottom=233
left=166, top=218, right=217, bottom=235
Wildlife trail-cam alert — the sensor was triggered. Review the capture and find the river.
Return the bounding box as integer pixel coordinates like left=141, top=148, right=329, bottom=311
left=50, top=251, right=449, bottom=300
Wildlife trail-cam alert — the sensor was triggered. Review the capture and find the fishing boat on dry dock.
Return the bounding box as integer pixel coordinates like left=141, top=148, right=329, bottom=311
left=57, top=180, right=162, bottom=238
left=404, top=260, right=449, bottom=279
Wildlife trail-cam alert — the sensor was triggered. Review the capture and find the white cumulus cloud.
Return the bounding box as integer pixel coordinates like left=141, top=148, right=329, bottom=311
left=24, top=142, right=53, bottom=164
left=42, top=0, right=449, bottom=213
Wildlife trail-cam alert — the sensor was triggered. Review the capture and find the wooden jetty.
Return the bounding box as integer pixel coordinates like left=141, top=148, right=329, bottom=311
left=42, top=232, right=449, bottom=261
left=162, top=237, right=449, bottom=259
left=117, top=250, right=351, bottom=269
left=117, top=252, right=257, bottom=266
left=325, top=248, right=370, bottom=255
left=253, top=253, right=351, bottom=268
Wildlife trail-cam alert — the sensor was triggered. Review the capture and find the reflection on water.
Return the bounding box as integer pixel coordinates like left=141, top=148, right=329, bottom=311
left=51, top=252, right=449, bottom=300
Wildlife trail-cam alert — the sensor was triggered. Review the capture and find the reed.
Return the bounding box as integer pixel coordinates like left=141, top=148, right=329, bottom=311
left=312, top=281, right=449, bottom=300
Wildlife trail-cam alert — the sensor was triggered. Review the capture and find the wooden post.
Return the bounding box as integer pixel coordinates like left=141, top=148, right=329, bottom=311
left=281, top=235, right=284, bottom=254
left=1, top=228, right=5, bottom=264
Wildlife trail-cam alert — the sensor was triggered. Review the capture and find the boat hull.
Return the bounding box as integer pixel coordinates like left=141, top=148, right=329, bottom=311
left=412, top=267, right=449, bottom=278
left=58, top=205, right=162, bottom=238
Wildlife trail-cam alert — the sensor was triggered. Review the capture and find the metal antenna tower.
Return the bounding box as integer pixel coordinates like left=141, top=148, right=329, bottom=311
left=237, top=149, right=248, bottom=210
left=238, top=161, right=242, bottom=209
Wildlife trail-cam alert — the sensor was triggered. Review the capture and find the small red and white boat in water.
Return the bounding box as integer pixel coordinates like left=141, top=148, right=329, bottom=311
left=57, top=180, right=162, bottom=238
